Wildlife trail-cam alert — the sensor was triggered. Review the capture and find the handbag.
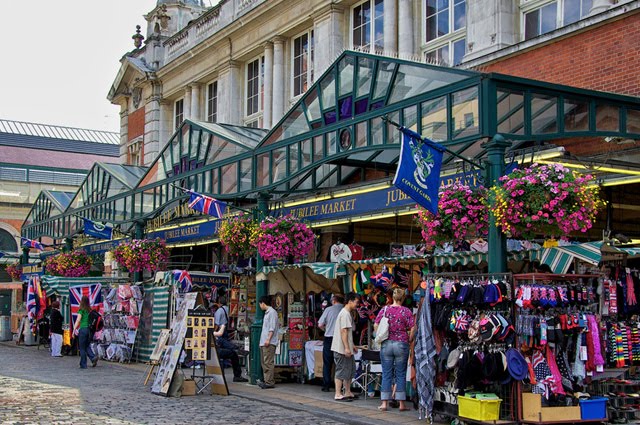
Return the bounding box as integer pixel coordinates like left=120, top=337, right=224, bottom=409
left=374, top=307, right=390, bottom=345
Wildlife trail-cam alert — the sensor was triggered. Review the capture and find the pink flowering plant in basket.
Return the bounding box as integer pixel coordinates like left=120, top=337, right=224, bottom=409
left=255, top=214, right=316, bottom=261
left=414, top=182, right=489, bottom=247
left=5, top=263, right=22, bottom=281
left=43, top=250, right=93, bottom=277
left=491, top=163, right=605, bottom=238
left=218, top=214, right=259, bottom=257
left=112, top=238, right=170, bottom=273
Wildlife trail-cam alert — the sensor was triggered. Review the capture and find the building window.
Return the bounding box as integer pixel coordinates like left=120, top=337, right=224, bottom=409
left=245, top=56, right=264, bottom=127
left=352, top=0, right=384, bottom=52
left=425, top=38, right=466, bottom=66
left=207, top=81, right=218, bottom=123
left=174, top=99, right=184, bottom=130
left=522, top=0, right=593, bottom=40
left=292, top=30, right=314, bottom=98
left=425, top=0, right=466, bottom=43
left=128, top=138, right=143, bottom=166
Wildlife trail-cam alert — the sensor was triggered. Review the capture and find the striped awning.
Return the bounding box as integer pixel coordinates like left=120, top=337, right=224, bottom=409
left=529, top=248, right=573, bottom=274
left=557, top=241, right=603, bottom=265
left=433, top=250, right=530, bottom=267
left=342, top=254, right=430, bottom=265
left=259, top=262, right=346, bottom=280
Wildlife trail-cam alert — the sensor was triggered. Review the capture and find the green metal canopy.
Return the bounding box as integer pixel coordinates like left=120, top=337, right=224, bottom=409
left=23, top=190, right=75, bottom=229
left=21, top=51, right=640, bottom=240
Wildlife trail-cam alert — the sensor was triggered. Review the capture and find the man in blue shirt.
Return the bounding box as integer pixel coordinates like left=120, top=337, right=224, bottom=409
left=213, top=297, right=248, bottom=382
left=318, top=294, right=344, bottom=392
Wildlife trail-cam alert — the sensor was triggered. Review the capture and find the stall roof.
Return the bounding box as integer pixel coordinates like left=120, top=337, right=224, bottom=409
left=257, top=262, right=346, bottom=280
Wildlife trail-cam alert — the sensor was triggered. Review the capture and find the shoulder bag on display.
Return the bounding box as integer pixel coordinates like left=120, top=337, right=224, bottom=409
left=374, top=307, right=390, bottom=345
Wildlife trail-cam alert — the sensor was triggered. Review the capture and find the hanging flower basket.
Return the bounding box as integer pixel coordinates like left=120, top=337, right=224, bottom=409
left=255, top=214, right=316, bottom=261
left=112, top=238, right=170, bottom=274
left=43, top=250, right=93, bottom=277
left=219, top=214, right=259, bottom=258
left=491, top=163, right=605, bottom=238
left=5, top=263, right=22, bottom=281
left=414, top=182, right=489, bottom=247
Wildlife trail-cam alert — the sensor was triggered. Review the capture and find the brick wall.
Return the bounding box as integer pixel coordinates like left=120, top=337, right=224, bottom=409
left=127, top=107, right=145, bottom=141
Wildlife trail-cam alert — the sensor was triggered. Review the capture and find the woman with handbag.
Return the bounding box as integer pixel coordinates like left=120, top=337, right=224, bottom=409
left=374, top=288, right=415, bottom=411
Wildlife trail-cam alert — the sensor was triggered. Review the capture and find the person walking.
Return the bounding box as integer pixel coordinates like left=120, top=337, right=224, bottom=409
left=73, top=295, right=98, bottom=369
left=258, top=295, right=279, bottom=389
left=374, top=288, right=415, bottom=411
left=213, top=296, right=248, bottom=382
left=318, top=294, right=344, bottom=392
left=49, top=301, right=63, bottom=357
left=331, top=292, right=360, bottom=401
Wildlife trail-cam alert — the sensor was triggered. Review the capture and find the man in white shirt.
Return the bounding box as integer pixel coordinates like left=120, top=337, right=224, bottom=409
left=318, top=294, right=344, bottom=392
left=258, top=295, right=279, bottom=389
left=331, top=292, right=360, bottom=401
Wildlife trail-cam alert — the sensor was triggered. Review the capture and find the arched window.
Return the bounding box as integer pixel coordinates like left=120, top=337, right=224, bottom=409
left=0, top=228, right=18, bottom=252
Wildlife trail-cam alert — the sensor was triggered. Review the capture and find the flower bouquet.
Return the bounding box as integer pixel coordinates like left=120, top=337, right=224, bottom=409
left=44, top=250, right=93, bottom=277
left=5, top=263, right=22, bottom=281
left=414, top=182, right=489, bottom=247
left=219, top=214, right=259, bottom=257
left=112, top=238, right=170, bottom=273
left=491, top=163, right=605, bottom=238
left=255, top=214, right=315, bottom=261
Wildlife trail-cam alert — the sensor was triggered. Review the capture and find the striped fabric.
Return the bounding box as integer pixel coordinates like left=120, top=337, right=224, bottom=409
left=259, top=262, right=345, bottom=279
left=557, top=241, right=602, bottom=265
left=137, top=283, right=171, bottom=363
left=343, top=254, right=430, bottom=265
left=275, top=341, right=289, bottom=366
left=432, top=250, right=529, bottom=267
left=530, top=248, right=573, bottom=274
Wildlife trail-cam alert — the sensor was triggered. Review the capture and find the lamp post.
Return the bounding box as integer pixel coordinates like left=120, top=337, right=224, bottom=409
left=249, top=193, right=270, bottom=385
left=482, top=134, right=511, bottom=274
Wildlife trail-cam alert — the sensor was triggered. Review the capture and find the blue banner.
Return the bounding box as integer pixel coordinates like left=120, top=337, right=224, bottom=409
left=83, top=219, right=113, bottom=240
left=83, top=240, right=127, bottom=255
left=146, top=220, right=221, bottom=244
left=20, top=264, right=45, bottom=281
left=392, top=128, right=445, bottom=215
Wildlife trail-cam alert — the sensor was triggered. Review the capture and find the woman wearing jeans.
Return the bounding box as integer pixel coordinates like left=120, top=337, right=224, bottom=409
left=73, top=295, right=98, bottom=369
left=374, top=288, right=415, bottom=411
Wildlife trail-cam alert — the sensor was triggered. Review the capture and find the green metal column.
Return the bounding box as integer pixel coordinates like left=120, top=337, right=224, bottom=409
left=21, top=247, right=29, bottom=267
left=482, top=134, right=511, bottom=274
left=250, top=193, right=270, bottom=385
left=133, top=220, right=146, bottom=282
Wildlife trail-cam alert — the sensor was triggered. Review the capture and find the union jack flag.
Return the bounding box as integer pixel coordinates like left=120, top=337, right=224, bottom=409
left=69, top=284, right=103, bottom=327
left=188, top=190, right=227, bottom=218
left=26, top=276, right=46, bottom=334
left=21, top=237, right=44, bottom=251
left=173, top=269, right=192, bottom=293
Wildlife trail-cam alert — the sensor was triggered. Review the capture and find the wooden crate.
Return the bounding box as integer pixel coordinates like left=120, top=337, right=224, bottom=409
left=522, top=393, right=581, bottom=422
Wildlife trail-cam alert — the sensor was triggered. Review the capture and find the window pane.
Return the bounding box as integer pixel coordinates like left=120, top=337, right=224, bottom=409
left=497, top=90, right=525, bottom=135
left=372, top=61, right=395, bottom=99
left=301, top=139, right=312, bottom=168
left=221, top=162, right=238, bottom=194
left=421, top=96, right=448, bottom=141
left=256, top=153, right=270, bottom=186
left=403, top=105, right=418, bottom=132
left=540, top=2, right=557, bottom=35
left=313, top=135, right=324, bottom=161
left=627, top=109, right=640, bottom=134
left=563, top=0, right=580, bottom=25
left=374, top=0, right=384, bottom=51
left=338, top=55, right=355, bottom=97
left=596, top=103, right=620, bottom=131
left=320, top=72, right=336, bottom=110
left=273, top=148, right=286, bottom=184
left=207, top=82, right=218, bottom=123
left=426, top=15, right=438, bottom=42
left=563, top=98, right=589, bottom=132
left=304, top=88, right=321, bottom=122
left=437, top=10, right=449, bottom=37
left=452, top=87, right=479, bottom=139
left=327, top=131, right=337, bottom=155
left=371, top=117, right=384, bottom=145
left=426, top=45, right=449, bottom=66
left=355, top=121, right=367, bottom=148
left=524, top=9, right=539, bottom=40
left=357, top=57, right=375, bottom=98
left=531, top=94, right=559, bottom=134
left=240, top=158, right=252, bottom=192
left=454, top=0, right=466, bottom=31
left=453, top=38, right=466, bottom=66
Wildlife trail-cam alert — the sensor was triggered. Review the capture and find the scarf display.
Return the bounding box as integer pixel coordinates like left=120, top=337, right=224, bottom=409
left=415, top=295, right=437, bottom=420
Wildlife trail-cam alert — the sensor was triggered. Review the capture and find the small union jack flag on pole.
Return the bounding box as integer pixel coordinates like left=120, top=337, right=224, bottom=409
left=21, top=237, right=44, bottom=251
left=187, top=190, right=227, bottom=218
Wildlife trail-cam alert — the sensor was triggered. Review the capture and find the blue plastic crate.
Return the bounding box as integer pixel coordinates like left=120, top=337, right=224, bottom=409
left=579, top=397, right=608, bottom=420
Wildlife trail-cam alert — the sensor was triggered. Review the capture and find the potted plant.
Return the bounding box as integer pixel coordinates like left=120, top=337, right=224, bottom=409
left=414, top=182, right=489, bottom=248
left=219, top=214, right=259, bottom=258
left=43, top=250, right=93, bottom=277
left=5, top=263, right=22, bottom=281
left=491, top=163, right=605, bottom=238
left=255, top=214, right=316, bottom=262
left=112, top=238, right=170, bottom=274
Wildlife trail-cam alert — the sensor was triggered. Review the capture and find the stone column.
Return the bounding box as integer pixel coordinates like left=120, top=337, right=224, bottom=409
left=217, top=61, right=242, bottom=125
left=464, top=0, right=517, bottom=62
left=272, top=36, right=285, bottom=126
left=312, top=5, right=344, bottom=83
left=590, top=0, right=612, bottom=15
left=143, top=81, right=163, bottom=166
left=183, top=86, right=192, bottom=121
left=263, top=42, right=274, bottom=129
left=383, top=0, right=398, bottom=55
left=190, top=83, right=201, bottom=121
left=119, top=103, right=129, bottom=164
left=398, top=0, right=414, bottom=57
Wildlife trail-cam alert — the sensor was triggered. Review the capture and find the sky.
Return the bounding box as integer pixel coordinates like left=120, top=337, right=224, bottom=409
left=0, top=1, right=159, bottom=133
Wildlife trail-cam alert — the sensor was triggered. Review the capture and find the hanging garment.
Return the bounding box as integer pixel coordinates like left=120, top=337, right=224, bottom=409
left=545, top=346, right=566, bottom=395
left=572, top=333, right=586, bottom=381
left=531, top=350, right=554, bottom=398
left=415, top=295, right=437, bottom=420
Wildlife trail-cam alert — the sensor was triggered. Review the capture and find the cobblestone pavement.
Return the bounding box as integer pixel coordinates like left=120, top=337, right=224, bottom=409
left=0, top=342, right=346, bottom=425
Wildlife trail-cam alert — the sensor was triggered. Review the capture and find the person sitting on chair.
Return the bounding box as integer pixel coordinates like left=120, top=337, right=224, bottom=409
left=213, top=297, right=248, bottom=383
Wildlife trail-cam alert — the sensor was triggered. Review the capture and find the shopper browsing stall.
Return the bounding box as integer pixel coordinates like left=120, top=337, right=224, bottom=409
left=318, top=294, right=344, bottom=392
left=331, top=292, right=360, bottom=402
left=73, top=295, right=98, bottom=369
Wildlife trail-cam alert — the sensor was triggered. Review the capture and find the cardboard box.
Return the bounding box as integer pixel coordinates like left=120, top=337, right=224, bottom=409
left=314, top=349, right=323, bottom=377
left=522, top=393, right=581, bottom=422
left=182, top=379, right=196, bottom=396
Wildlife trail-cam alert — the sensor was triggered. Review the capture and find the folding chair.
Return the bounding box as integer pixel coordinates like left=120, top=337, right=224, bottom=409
left=352, top=349, right=382, bottom=400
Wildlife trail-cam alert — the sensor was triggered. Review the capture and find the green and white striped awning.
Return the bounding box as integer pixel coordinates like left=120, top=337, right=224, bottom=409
left=529, top=248, right=573, bottom=274
left=342, top=255, right=430, bottom=265
left=557, top=241, right=603, bottom=265
left=433, top=250, right=530, bottom=267
left=137, top=283, right=171, bottom=363
left=259, top=262, right=346, bottom=280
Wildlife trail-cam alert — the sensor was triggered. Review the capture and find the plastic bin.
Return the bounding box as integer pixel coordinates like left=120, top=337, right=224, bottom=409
left=580, top=397, right=608, bottom=420
left=458, top=394, right=502, bottom=421
left=0, top=316, right=11, bottom=341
